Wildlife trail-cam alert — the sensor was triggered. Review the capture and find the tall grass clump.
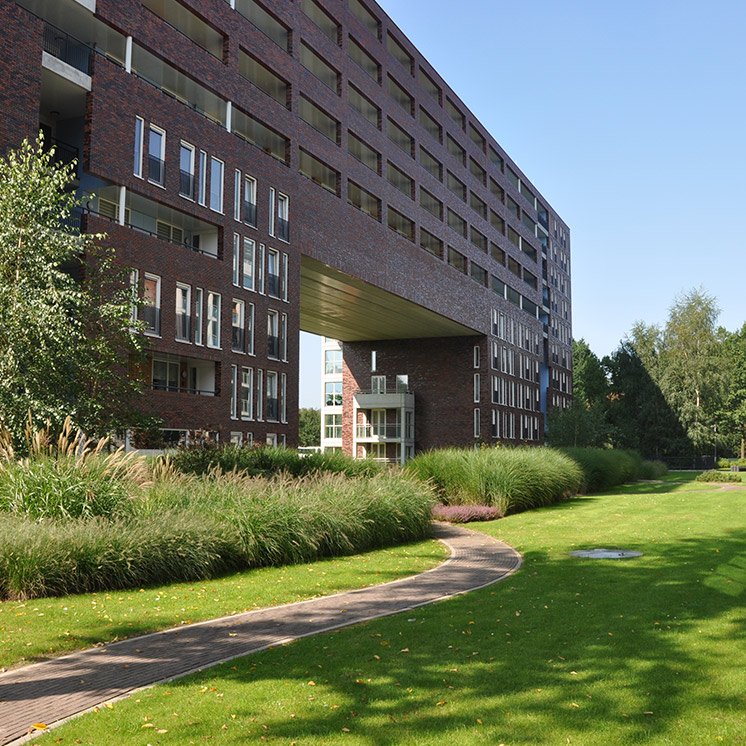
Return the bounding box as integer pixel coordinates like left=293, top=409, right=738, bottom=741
left=169, top=443, right=382, bottom=478
left=0, top=417, right=148, bottom=519
left=559, top=448, right=666, bottom=492
left=405, top=447, right=582, bottom=514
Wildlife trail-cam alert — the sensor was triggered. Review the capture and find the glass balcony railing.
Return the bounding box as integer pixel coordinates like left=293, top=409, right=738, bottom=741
left=179, top=170, right=195, bottom=199
left=148, top=155, right=165, bottom=185
left=356, top=424, right=402, bottom=439
left=43, top=22, right=92, bottom=75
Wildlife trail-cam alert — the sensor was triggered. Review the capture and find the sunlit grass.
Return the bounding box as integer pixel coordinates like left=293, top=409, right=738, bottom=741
left=38, top=473, right=745, bottom=744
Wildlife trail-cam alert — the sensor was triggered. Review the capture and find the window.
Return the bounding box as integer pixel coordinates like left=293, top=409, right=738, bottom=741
left=207, top=292, right=221, bottom=348
left=233, top=108, right=289, bottom=164
left=471, top=227, right=487, bottom=252
left=348, top=181, right=381, bottom=220
left=447, top=247, right=467, bottom=274
left=387, top=118, right=413, bottom=157
left=447, top=208, right=467, bottom=237
left=492, top=275, right=505, bottom=297
left=348, top=36, right=380, bottom=81
left=446, top=134, right=465, bottom=165
left=349, top=0, right=380, bottom=39
left=276, top=193, right=289, bottom=242
left=232, top=233, right=241, bottom=286
left=147, top=125, right=166, bottom=186
left=387, top=33, right=413, bottom=73
left=446, top=97, right=465, bottom=129
left=299, top=148, right=339, bottom=195
left=301, top=42, right=339, bottom=92
left=489, top=145, right=504, bottom=170
left=239, top=51, right=290, bottom=108
left=198, top=150, right=207, bottom=206
left=256, top=368, right=263, bottom=420
left=474, top=373, right=481, bottom=403
left=489, top=177, right=504, bottom=202
left=152, top=357, right=179, bottom=392
left=243, top=175, right=257, bottom=226
left=387, top=75, right=413, bottom=115
left=348, top=132, right=380, bottom=173
left=523, top=269, right=538, bottom=290
left=490, top=242, right=506, bottom=265
left=302, top=0, right=339, bottom=43
left=194, top=288, right=203, bottom=345
left=299, top=96, right=339, bottom=142
left=230, top=365, right=238, bottom=418
left=233, top=170, right=242, bottom=221
left=246, top=302, right=255, bottom=354
left=386, top=162, right=414, bottom=199
left=490, top=210, right=505, bottom=233
left=265, top=371, right=279, bottom=421
left=232, top=299, right=245, bottom=352
left=470, top=192, right=487, bottom=219
left=281, top=252, right=289, bottom=302
left=209, top=157, right=224, bottom=212
left=419, top=107, right=441, bottom=142
left=142, top=273, right=161, bottom=335
left=508, top=256, right=522, bottom=278
left=267, top=248, right=281, bottom=297
left=387, top=207, right=415, bottom=242
left=474, top=408, right=481, bottom=438
left=325, top=348, right=342, bottom=374
left=469, top=123, right=486, bottom=152
left=473, top=345, right=480, bottom=369
left=419, top=146, right=442, bottom=181
left=419, top=188, right=442, bottom=220
left=348, top=84, right=380, bottom=128
left=325, top=381, right=342, bottom=406
left=447, top=171, right=466, bottom=202
left=371, top=375, right=386, bottom=394
left=175, top=283, right=191, bottom=342
left=240, top=367, right=254, bottom=419
left=267, top=310, right=280, bottom=359
left=420, top=228, right=443, bottom=258
left=508, top=225, right=521, bottom=247
left=469, top=157, right=486, bottom=186
left=325, top=413, right=342, bottom=439
left=419, top=67, right=441, bottom=104
left=237, top=0, right=290, bottom=51
left=134, top=116, right=144, bottom=177
left=243, top=237, right=256, bottom=291
left=470, top=262, right=487, bottom=286
left=129, top=269, right=139, bottom=327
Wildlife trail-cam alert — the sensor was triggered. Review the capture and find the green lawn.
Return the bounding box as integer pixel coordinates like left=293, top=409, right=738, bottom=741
left=37, top=474, right=746, bottom=744
left=0, top=539, right=446, bottom=670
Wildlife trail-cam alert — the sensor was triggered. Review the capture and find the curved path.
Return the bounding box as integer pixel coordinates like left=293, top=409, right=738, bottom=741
left=0, top=523, right=521, bottom=745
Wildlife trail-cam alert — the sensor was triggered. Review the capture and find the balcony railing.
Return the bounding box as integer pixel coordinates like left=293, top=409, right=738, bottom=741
left=148, top=155, right=165, bottom=185
left=243, top=200, right=257, bottom=226
left=151, top=383, right=215, bottom=396
left=354, top=385, right=411, bottom=395
left=179, top=170, right=195, bottom=199
left=43, top=22, right=92, bottom=75
left=356, top=424, right=402, bottom=439
left=232, top=326, right=245, bottom=352
left=47, top=138, right=79, bottom=173
left=175, top=313, right=191, bottom=341
left=141, top=305, right=161, bottom=335
left=277, top=217, right=290, bottom=242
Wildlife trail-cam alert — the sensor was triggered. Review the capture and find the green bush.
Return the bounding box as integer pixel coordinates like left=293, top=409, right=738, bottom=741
left=169, top=444, right=382, bottom=478
left=639, top=459, right=669, bottom=479
left=0, top=471, right=434, bottom=600
left=405, top=447, right=582, bottom=513
left=695, top=470, right=742, bottom=483
left=717, top=457, right=746, bottom=469
left=559, top=448, right=659, bottom=492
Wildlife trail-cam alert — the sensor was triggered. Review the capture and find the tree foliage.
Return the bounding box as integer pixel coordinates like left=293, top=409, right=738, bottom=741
left=717, top=323, right=746, bottom=459
left=0, top=136, right=148, bottom=450
left=298, top=408, right=321, bottom=447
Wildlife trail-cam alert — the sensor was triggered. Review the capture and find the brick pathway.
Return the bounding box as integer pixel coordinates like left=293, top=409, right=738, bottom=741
left=0, top=523, right=520, bottom=744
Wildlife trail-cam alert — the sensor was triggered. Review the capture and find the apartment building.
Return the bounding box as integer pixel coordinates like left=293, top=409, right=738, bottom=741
left=0, top=0, right=572, bottom=454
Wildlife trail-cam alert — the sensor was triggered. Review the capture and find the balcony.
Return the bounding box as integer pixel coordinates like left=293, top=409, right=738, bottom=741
left=180, top=170, right=195, bottom=199
left=43, top=22, right=92, bottom=75
left=356, top=423, right=402, bottom=440
left=243, top=200, right=257, bottom=226
left=277, top=217, right=290, bottom=242
left=151, top=355, right=217, bottom=396
left=353, top=386, right=413, bottom=411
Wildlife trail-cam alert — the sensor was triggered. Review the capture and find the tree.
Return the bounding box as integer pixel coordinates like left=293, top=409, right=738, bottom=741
left=298, top=408, right=321, bottom=447
left=545, top=400, right=608, bottom=447
left=0, top=136, right=147, bottom=450
left=718, top=323, right=746, bottom=459
left=572, top=338, right=608, bottom=409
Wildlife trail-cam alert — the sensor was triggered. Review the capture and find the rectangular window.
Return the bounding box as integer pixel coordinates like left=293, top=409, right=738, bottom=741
left=419, top=228, right=443, bottom=258
left=419, top=106, right=441, bottom=142
left=490, top=210, right=505, bottom=233
left=243, top=175, right=257, bottom=226
left=299, top=148, right=339, bottom=195
left=386, top=162, right=414, bottom=199
left=152, top=357, right=179, bottom=392
left=447, top=208, right=467, bottom=237
left=147, top=125, right=166, bottom=186
left=348, top=132, right=380, bottom=173
left=232, top=299, right=245, bottom=352
left=507, top=195, right=520, bottom=219
left=492, top=275, right=506, bottom=297
left=387, top=32, right=413, bottom=73
left=473, top=345, right=480, bottom=369
left=134, top=116, right=144, bottom=178
left=175, top=283, right=191, bottom=342
left=474, top=373, right=481, bottom=403
left=257, top=243, right=265, bottom=294
left=300, top=96, right=339, bottom=143
left=470, top=192, right=487, bottom=219
left=268, top=187, right=275, bottom=237
left=324, top=348, right=342, bottom=374
left=490, top=242, right=506, bottom=265
left=446, top=134, right=466, bottom=165
left=198, top=150, right=207, bottom=206
left=207, top=292, right=221, bottom=348
left=267, top=248, right=280, bottom=297
left=277, top=193, right=289, bottom=242
left=470, top=262, right=487, bottom=286
left=241, top=367, right=254, bottom=419
left=209, top=157, right=224, bottom=213
left=237, top=0, right=289, bottom=50
left=387, top=207, right=415, bottom=242
left=256, top=369, right=263, bottom=421
left=243, top=237, right=256, bottom=291
left=194, top=288, right=203, bottom=345
left=348, top=36, right=380, bottom=81
left=232, top=233, right=241, bottom=286
left=387, top=118, right=413, bottom=157
left=233, top=108, right=289, bottom=164
left=473, top=408, right=481, bottom=438
left=419, top=67, right=441, bottom=104
left=281, top=253, right=289, bottom=302
left=469, top=157, right=486, bottom=185
left=419, top=188, right=442, bottom=220
left=280, top=372, right=287, bottom=423
left=348, top=181, right=381, bottom=220
left=301, top=42, right=339, bottom=92
left=349, top=0, right=380, bottom=39
left=324, top=413, right=342, bottom=439
left=348, top=84, right=380, bottom=128
left=280, top=313, right=288, bottom=361
left=302, top=0, right=339, bottom=43
left=233, top=169, right=242, bottom=221
left=447, top=246, right=467, bottom=274
left=489, top=145, right=504, bottom=170
left=142, top=273, right=161, bottom=336
left=489, top=177, right=504, bottom=202
left=230, top=365, right=238, bottom=419
left=324, top=381, right=343, bottom=406
left=247, top=302, right=255, bottom=354
left=239, top=51, right=290, bottom=108
left=419, top=146, right=442, bottom=181
left=471, top=227, right=487, bottom=252
left=447, top=171, right=467, bottom=202
left=267, top=309, right=280, bottom=359
left=446, top=97, right=465, bottom=129
left=469, top=124, right=486, bottom=152
left=129, top=269, right=139, bottom=326
left=387, top=75, right=413, bottom=115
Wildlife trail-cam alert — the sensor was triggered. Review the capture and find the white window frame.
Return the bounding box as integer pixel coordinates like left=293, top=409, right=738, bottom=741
left=179, top=141, right=196, bottom=199
left=256, top=368, right=264, bottom=421
left=280, top=313, right=288, bottom=361
left=209, top=156, right=224, bottom=213
left=147, top=124, right=166, bottom=187
left=175, top=282, right=191, bottom=343
left=129, top=268, right=139, bottom=327
left=266, top=370, right=279, bottom=422
left=280, top=372, right=287, bottom=423
left=244, top=175, right=257, bottom=226
left=257, top=243, right=265, bottom=294
left=207, top=291, right=221, bottom=349
left=474, top=373, right=480, bottom=403
left=473, top=345, right=480, bottom=369
left=232, top=233, right=241, bottom=287
left=277, top=192, right=289, bottom=242
left=267, top=309, right=279, bottom=360
left=230, top=364, right=238, bottom=419
left=243, top=237, right=256, bottom=292
left=198, top=149, right=208, bottom=206
left=142, top=272, right=161, bottom=337
left=267, top=247, right=280, bottom=298
left=134, top=116, right=144, bottom=178
left=268, top=187, right=276, bottom=236
left=474, top=408, right=481, bottom=438
left=194, top=287, right=204, bottom=345
left=247, top=302, right=255, bottom=355
left=232, top=298, right=245, bottom=353
left=241, top=367, right=254, bottom=420
left=233, top=169, right=242, bottom=222
left=281, top=252, right=289, bottom=302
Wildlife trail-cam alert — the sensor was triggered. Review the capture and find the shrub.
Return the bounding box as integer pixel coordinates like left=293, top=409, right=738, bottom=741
left=405, top=447, right=582, bottom=513
left=639, top=460, right=668, bottom=479
left=717, top=457, right=746, bottom=470
left=559, top=448, right=658, bottom=492
left=432, top=504, right=502, bottom=523
left=695, top=470, right=742, bottom=483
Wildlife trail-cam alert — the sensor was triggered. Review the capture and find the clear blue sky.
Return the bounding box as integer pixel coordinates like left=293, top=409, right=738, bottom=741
left=299, top=0, right=746, bottom=408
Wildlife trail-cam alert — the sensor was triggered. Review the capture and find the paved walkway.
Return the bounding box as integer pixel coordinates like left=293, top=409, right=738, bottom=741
left=0, top=523, right=521, bottom=745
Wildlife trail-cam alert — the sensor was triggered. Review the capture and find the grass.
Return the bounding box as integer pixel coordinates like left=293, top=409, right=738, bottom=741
left=0, top=538, right=447, bottom=670
left=37, top=472, right=746, bottom=744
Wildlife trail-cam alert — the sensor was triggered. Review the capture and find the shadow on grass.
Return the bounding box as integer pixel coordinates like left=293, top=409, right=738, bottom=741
left=157, top=526, right=745, bottom=744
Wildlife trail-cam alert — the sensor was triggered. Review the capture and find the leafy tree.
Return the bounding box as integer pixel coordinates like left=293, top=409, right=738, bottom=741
left=298, top=408, right=321, bottom=447
left=718, top=323, right=746, bottom=459
left=0, top=135, right=148, bottom=450
left=545, top=400, right=608, bottom=447
left=572, top=338, right=608, bottom=409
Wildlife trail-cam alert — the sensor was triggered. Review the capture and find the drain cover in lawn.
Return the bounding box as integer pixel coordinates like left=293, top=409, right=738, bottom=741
left=570, top=548, right=643, bottom=559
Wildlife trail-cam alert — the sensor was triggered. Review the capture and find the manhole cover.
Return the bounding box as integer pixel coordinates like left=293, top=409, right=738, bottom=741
left=570, top=549, right=643, bottom=559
